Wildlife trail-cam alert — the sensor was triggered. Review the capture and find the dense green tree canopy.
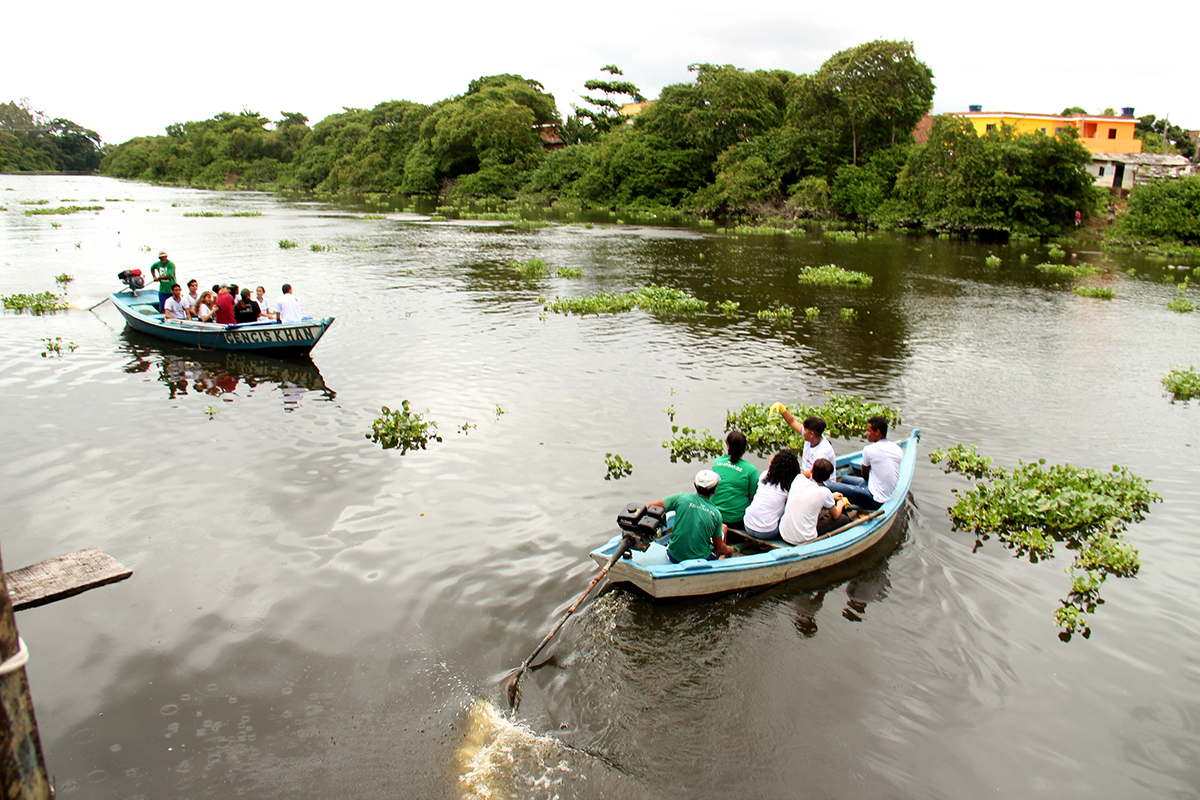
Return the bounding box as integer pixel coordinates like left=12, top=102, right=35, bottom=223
left=0, top=99, right=102, bottom=173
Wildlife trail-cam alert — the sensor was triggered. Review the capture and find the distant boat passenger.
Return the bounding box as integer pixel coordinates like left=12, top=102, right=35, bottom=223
left=275, top=283, right=303, bottom=323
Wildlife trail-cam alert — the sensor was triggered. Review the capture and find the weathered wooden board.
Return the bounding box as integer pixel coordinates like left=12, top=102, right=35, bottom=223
left=6, top=548, right=132, bottom=610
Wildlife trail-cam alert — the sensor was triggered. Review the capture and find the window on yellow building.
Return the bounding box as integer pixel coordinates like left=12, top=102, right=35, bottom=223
left=1108, top=129, right=1117, bottom=139
left=986, top=124, right=996, bottom=132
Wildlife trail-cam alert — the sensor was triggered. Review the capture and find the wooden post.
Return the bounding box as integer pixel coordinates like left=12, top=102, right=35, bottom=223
left=0, top=550, right=50, bottom=800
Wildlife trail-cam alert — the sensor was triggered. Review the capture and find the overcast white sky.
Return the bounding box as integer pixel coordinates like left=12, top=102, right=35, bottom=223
left=5, top=0, right=1194, bottom=145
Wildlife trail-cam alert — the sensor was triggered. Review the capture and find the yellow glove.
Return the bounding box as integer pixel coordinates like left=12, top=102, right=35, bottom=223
left=769, top=402, right=787, bottom=415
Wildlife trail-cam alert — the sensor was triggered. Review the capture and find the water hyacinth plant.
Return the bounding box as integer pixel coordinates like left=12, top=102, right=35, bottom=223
left=798, top=264, right=873, bottom=288
left=985, top=254, right=1002, bottom=267
left=3, top=291, right=70, bottom=313
left=546, top=285, right=706, bottom=316
left=1074, top=286, right=1113, bottom=300
left=24, top=205, right=103, bottom=216
left=511, top=258, right=549, bottom=279
left=41, top=337, right=77, bottom=357
left=804, top=306, right=820, bottom=320
left=930, top=446, right=1159, bottom=640
left=756, top=306, right=794, bottom=325
left=1162, top=366, right=1200, bottom=401
left=278, top=239, right=298, bottom=249
left=718, top=300, right=740, bottom=317
left=368, top=401, right=442, bottom=453
left=1034, top=262, right=1101, bottom=280
left=604, top=452, right=633, bottom=480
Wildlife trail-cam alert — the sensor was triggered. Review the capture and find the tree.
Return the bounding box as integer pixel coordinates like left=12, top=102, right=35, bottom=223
left=0, top=99, right=103, bottom=173
left=1135, top=114, right=1196, bottom=159
left=1061, top=106, right=1087, bottom=116
left=806, top=40, right=935, bottom=166
left=575, top=65, right=645, bottom=135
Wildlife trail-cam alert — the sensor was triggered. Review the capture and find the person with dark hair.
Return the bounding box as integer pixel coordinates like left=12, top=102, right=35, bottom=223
left=185, top=279, right=200, bottom=308
left=213, top=286, right=237, bottom=325
left=771, top=404, right=838, bottom=481
left=742, top=449, right=801, bottom=540
left=649, top=470, right=734, bottom=563
left=275, top=283, right=303, bottom=323
left=779, top=458, right=850, bottom=545
left=710, top=430, right=759, bottom=531
left=151, top=250, right=177, bottom=311
left=233, top=287, right=261, bottom=323
left=830, top=416, right=903, bottom=510
left=162, top=283, right=192, bottom=320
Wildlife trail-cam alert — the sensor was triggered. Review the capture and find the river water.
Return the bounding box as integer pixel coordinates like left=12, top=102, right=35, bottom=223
left=2, top=175, right=1199, bottom=799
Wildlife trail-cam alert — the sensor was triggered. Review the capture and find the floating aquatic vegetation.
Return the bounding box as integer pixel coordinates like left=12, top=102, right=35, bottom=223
left=24, top=205, right=103, bottom=216
left=840, top=307, right=858, bottom=321
left=1167, top=297, right=1195, bottom=313
left=824, top=229, right=865, bottom=243
left=205, top=406, right=219, bottom=420
left=731, top=224, right=789, bottom=236
left=427, top=214, right=447, bottom=222
left=54, top=273, right=74, bottom=288
left=804, top=306, right=820, bottom=320
left=21, top=199, right=50, bottom=205
left=183, top=211, right=223, bottom=217
left=756, top=305, right=794, bottom=325
left=369, top=401, right=442, bottom=453
left=546, top=285, right=706, bottom=316
left=665, top=395, right=902, bottom=463
left=41, top=337, right=77, bottom=357
left=278, top=239, right=297, bottom=249
left=511, top=258, right=548, bottom=279
left=1047, top=245, right=1067, bottom=261
left=310, top=243, right=329, bottom=252
left=554, top=266, right=583, bottom=279
left=1074, top=286, right=1113, bottom=300
left=1033, top=262, right=1101, bottom=280
left=931, top=445, right=1159, bottom=640
left=360, top=214, right=387, bottom=220
left=798, top=264, right=873, bottom=288
left=1162, top=366, right=1200, bottom=401
left=229, top=211, right=262, bottom=217
left=604, top=452, right=633, bottom=480
left=985, top=254, right=1002, bottom=267
left=512, top=219, right=550, bottom=231
left=3, top=291, right=69, bottom=313
left=718, top=300, right=740, bottom=317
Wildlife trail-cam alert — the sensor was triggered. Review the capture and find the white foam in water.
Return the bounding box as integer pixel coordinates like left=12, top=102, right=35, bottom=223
left=455, top=698, right=572, bottom=800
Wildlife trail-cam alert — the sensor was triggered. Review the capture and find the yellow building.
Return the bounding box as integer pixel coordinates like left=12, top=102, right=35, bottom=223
left=960, top=110, right=1142, bottom=154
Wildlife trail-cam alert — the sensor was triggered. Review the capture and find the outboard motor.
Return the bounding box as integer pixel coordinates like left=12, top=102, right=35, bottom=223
left=117, top=269, right=145, bottom=293
left=616, top=503, right=667, bottom=555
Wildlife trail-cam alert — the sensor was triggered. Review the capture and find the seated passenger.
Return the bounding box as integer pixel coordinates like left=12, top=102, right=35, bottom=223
left=213, top=286, right=237, bottom=325
left=830, top=416, right=903, bottom=511
left=710, top=430, right=758, bottom=531
left=194, top=291, right=217, bottom=322
left=778, top=458, right=849, bottom=545
left=274, top=283, right=303, bottom=323
left=233, top=288, right=261, bottom=323
left=771, top=404, right=837, bottom=483
left=255, top=286, right=276, bottom=321
left=163, top=284, right=192, bottom=321
left=741, top=449, right=801, bottom=540
left=648, top=470, right=734, bottom=563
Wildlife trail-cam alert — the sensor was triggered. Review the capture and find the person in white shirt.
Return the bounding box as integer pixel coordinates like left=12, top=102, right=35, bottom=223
left=255, top=286, right=276, bottom=321
left=778, top=459, right=850, bottom=544
left=163, top=284, right=192, bottom=321
left=772, top=405, right=839, bottom=486
left=742, top=449, right=802, bottom=540
left=185, top=279, right=200, bottom=308
left=832, top=416, right=903, bottom=510
left=275, top=283, right=303, bottom=323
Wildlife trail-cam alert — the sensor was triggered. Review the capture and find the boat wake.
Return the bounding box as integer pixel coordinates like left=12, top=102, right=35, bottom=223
left=455, top=699, right=572, bottom=800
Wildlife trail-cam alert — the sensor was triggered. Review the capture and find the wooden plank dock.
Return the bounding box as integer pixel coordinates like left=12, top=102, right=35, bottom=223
left=5, top=548, right=132, bottom=611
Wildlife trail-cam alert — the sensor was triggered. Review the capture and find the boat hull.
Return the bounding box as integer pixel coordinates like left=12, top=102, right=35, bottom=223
left=590, top=430, right=920, bottom=598
left=109, top=290, right=333, bottom=354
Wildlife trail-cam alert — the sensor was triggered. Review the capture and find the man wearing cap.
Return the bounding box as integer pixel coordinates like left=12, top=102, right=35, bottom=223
left=150, top=250, right=177, bottom=312
left=649, top=470, right=735, bottom=563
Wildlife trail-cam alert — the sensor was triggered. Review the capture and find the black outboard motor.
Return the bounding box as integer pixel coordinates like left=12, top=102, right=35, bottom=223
left=616, top=503, right=667, bottom=556
left=117, top=269, right=145, bottom=293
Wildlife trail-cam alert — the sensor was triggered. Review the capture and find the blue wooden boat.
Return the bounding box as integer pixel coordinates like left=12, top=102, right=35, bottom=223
left=109, top=288, right=334, bottom=354
left=590, top=429, right=920, bottom=597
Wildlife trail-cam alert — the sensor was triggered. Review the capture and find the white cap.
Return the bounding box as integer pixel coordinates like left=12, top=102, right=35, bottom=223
left=694, top=469, right=721, bottom=490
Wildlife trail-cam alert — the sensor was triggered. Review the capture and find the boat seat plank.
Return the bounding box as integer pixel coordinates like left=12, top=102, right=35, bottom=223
left=6, top=547, right=132, bottom=610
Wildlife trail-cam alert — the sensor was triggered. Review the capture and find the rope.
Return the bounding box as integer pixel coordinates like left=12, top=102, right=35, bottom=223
left=0, top=638, right=29, bottom=676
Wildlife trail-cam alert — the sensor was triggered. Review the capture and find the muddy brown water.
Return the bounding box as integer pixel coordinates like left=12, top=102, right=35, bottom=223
left=2, top=175, right=1199, bottom=798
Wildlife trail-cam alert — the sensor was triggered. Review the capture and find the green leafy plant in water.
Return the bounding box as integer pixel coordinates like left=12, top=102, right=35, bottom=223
left=21, top=199, right=50, bottom=205
left=931, top=446, right=1159, bottom=640
left=1047, top=245, right=1067, bottom=261
left=40, top=337, right=77, bottom=357
left=1162, top=366, right=1200, bottom=401
left=205, top=406, right=218, bottom=420
left=798, top=264, right=873, bottom=288
left=457, top=421, right=477, bottom=435
left=368, top=401, right=442, bottom=453
left=512, top=219, right=550, bottom=231
left=3, top=291, right=69, bottom=313
left=278, top=239, right=297, bottom=249
left=1074, top=286, right=1113, bottom=300
left=230, top=211, right=262, bottom=217
left=361, top=214, right=387, bottom=220
left=310, top=243, right=329, bottom=252
left=24, top=205, right=103, bottom=216
left=718, top=300, right=740, bottom=317
left=546, top=284, right=706, bottom=316
left=1019, top=253, right=1029, bottom=263
left=554, top=266, right=583, bottom=279
left=1167, top=296, right=1195, bottom=313
left=840, top=307, right=858, bottom=321
left=824, top=229, right=863, bottom=243
left=985, top=254, right=1002, bottom=267
left=1033, top=262, right=1101, bottom=280
left=604, top=452, right=633, bottom=480
left=183, top=211, right=224, bottom=217
left=512, top=258, right=548, bottom=279
left=804, top=306, right=820, bottom=320
left=756, top=305, right=793, bottom=325
left=54, top=273, right=74, bottom=288
left=664, top=395, right=902, bottom=463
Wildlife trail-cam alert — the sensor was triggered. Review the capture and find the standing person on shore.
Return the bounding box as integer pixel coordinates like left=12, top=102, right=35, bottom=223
left=151, top=250, right=176, bottom=311
left=710, top=430, right=758, bottom=532
left=275, top=283, right=303, bottom=323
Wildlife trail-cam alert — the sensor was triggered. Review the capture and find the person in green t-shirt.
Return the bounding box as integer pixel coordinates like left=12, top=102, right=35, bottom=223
left=151, top=250, right=177, bottom=311
left=710, top=430, right=759, bottom=530
left=650, top=470, right=734, bottom=563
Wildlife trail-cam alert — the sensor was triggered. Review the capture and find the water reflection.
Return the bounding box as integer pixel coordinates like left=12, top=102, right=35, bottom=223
left=117, top=332, right=335, bottom=411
